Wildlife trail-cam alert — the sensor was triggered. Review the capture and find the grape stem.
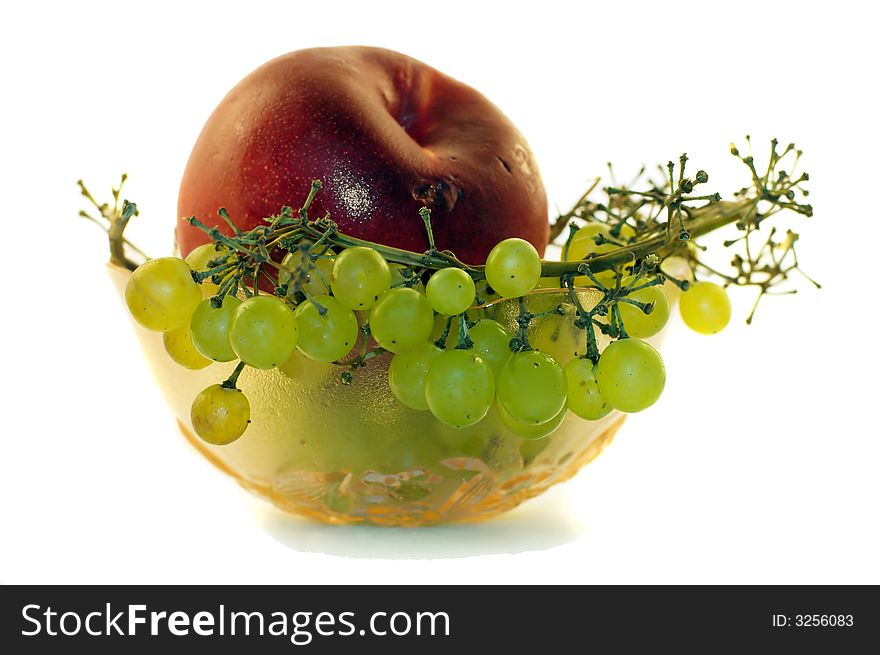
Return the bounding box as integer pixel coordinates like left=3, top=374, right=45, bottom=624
left=185, top=195, right=751, bottom=283
left=434, top=316, right=453, bottom=349
left=419, top=207, right=437, bottom=251
left=454, top=313, right=473, bottom=350
left=510, top=297, right=532, bottom=352
left=222, top=361, right=246, bottom=389
left=78, top=176, right=145, bottom=271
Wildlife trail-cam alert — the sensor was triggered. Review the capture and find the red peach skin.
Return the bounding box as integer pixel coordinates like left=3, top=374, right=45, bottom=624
left=177, top=46, right=548, bottom=265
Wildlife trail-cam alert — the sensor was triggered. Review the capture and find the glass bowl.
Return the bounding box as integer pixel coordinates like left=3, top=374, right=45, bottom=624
left=109, top=263, right=666, bottom=526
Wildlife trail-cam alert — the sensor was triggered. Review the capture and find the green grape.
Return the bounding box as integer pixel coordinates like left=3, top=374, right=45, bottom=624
left=424, top=349, right=495, bottom=428
left=294, top=295, right=358, bottom=363
left=679, top=281, right=731, bottom=334
left=564, top=223, right=618, bottom=286
left=426, top=268, right=476, bottom=315
left=497, top=402, right=567, bottom=440
left=528, top=302, right=583, bottom=365
left=163, top=323, right=211, bottom=370
left=229, top=295, right=298, bottom=369
left=596, top=338, right=665, bottom=412
left=278, top=246, right=335, bottom=298
left=389, top=262, right=424, bottom=291
left=185, top=243, right=230, bottom=295
left=190, top=295, right=241, bottom=362
left=125, top=257, right=202, bottom=332
left=467, top=319, right=512, bottom=376
left=330, top=246, right=391, bottom=310
left=190, top=384, right=250, bottom=445
left=485, top=238, right=541, bottom=298
left=564, top=358, right=611, bottom=420
left=615, top=277, right=671, bottom=338
left=564, top=223, right=611, bottom=259
left=369, top=287, right=434, bottom=353
left=388, top=342, right=442, bottom=411
left=184, top=243, right=219, bottom=271
left=497, top=350, right=567, bottom=425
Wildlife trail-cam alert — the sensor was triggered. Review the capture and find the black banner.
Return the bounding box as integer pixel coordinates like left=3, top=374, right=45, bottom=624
left=1, top=585, right=876, bottom=652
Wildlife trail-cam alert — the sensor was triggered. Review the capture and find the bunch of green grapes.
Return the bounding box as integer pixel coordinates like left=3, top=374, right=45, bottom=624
left=103, top=139, right=812, bottom=451
left=125, top=226, right=734, bottom=446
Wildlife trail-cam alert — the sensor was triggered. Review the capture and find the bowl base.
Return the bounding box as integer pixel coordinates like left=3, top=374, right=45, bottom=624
left=178, top=416, right=625, bottom=527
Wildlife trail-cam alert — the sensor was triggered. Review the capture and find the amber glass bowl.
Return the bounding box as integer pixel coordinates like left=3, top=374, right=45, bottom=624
left=110, top=263, right=667, bottom=526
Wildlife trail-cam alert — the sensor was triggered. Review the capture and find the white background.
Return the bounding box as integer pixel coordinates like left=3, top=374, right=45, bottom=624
left=1, top=0, right=878, bottom=584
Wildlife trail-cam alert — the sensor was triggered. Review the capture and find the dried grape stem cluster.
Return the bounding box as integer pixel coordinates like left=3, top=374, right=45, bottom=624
left=548, top=137, right=817, bottom=323
left=77, top=175, right=144, bottom=270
